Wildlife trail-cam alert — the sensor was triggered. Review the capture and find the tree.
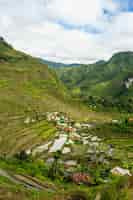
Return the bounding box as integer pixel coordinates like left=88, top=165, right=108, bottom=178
left=48, top=150, right=61, bottom=179
left=15, top=150, right=29, bottom=161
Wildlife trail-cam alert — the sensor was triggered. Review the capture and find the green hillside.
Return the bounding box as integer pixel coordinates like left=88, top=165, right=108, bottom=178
left=58, top=52, right=133, bottom=112
left=0, top=38, right=91, bottom=154
left=0, top=39, right=66, bottom=115
left=0, top=38, right=88, bottom=119
left=1, top=39, right=133, bottom=200
left=0, top=38, right=116, bottom=154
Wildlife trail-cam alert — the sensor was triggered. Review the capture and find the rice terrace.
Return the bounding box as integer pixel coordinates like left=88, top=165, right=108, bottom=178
left=1, top=0, right=133, bottom=199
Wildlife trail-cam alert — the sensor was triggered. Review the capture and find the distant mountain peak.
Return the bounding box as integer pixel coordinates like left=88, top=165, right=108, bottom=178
left=109, top=51, right=133, bottom=61
left=41, top=59, right=81, bottom=68
left=107, top=51, right=133, bottom=67
left=94, top=60, right=106, bottom=65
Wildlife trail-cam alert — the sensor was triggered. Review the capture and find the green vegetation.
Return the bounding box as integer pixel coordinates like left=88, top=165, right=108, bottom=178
left=40, top=59, right=80, bottom=68
left=57, top=52, right=133, bottom=112
left=0, top=117, right=56, bottom=156
left=0, top=38, right=93, bottom=154
left=0, top=154, right=132, bottom=200
left=1, top=39, right=133, bottom=199
left=0, top=38, right=89, bottom=121
left=0, top=175, right=58, bottom=200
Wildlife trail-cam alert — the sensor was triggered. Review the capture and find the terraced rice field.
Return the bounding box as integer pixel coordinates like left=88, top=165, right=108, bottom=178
left=0, top=116, right=56, bottom=156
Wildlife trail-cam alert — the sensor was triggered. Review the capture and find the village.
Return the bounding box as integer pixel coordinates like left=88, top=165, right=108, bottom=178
left=23, top=111, right=132, bottom=185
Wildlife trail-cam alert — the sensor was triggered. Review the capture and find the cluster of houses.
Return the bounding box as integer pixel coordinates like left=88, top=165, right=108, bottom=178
left=25, top=111, right=132, bottom=184
left=46, top=111, right=93, bottom=133
left=46, top=112, right=113, bottom=160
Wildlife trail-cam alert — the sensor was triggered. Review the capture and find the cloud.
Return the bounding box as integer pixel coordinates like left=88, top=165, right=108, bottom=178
left=45, top=0, right=119, bottom=25
left=0, top=0, right=133, bottom=63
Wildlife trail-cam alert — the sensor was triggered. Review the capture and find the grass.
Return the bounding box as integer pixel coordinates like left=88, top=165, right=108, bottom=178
left=0, top=39, right=85, bottom=119
left=0, top=39, right=97, bottom=155
left=89, top=121, right=133, bottom=171
left=0, top=118, right=56, bottom=155
left=0, top=175, right=58, bottom=200
left=0, top=158, right=95, bottom=200
left=0, top=144, right=132, bottom=200
left=0, top=39, right=121, bottom=122
left=1, top=40, right=133, bottom=199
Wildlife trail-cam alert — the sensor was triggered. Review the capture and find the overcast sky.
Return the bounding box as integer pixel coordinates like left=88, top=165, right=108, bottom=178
left=0, top=0, right=133, bottom=63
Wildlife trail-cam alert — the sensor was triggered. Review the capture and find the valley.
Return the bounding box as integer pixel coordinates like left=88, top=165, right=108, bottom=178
left=0, top=38, right=133, bottom=200
left=0, top=110, right=133, bottom=200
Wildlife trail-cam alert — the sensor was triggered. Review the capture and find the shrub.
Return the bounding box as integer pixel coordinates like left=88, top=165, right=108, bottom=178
left=67, top=191, right=88, bottom=200
left=100, top=185, right=118, bottom=200
left=15, top=150, right=29, bottom=161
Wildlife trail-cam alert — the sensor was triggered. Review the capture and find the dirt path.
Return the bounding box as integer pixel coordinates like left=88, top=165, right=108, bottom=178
left=0, top=168, right=55, bottom=192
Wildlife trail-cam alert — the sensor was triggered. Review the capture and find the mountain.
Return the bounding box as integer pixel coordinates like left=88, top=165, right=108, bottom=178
left=0, top=37, right=92, bottom=156
left=57, top=51, right=133, bottom=111
left=0, top=38, right=132, bottom=200
left=0, top=38, right=86, bottom=117
left=40, top=59, right=81, bottom=68
left=0, top=38, right=69, bottom=116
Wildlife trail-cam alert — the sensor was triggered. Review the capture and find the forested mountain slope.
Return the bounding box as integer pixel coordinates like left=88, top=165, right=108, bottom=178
left=58, top=52, right=133, bottom=111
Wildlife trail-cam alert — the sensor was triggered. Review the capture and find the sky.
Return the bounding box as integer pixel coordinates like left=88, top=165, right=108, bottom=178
left=0, top=0, right=133, bottom=63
